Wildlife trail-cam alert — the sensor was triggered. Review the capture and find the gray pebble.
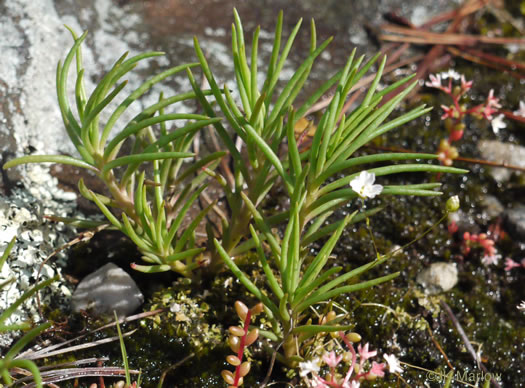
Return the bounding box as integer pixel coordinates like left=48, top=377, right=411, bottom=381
left=417, top=262, right=458, bottom=295
left=72, top=263, right=144, bottom=317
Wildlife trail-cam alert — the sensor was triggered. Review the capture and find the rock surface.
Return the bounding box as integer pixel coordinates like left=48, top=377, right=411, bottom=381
left=503, top=205, right=525, bottom=241
left=72, top=262, right=144, bottom=317
left=417, top=262, right=458, bottom=295
left=477, top=140, right=525, bottom=183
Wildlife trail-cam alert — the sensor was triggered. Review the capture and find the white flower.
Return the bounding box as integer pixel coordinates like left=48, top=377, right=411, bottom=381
left=350, top=171, right=383, bottom=199
left=440, top=69, right=461, bottom=80
left=383, top=354, right=403, bottom=374
left=425, top=73, right=442, bottom=88
left=491, top=114, right=506, bottom=134
left=514, top=101, right=525, bottom=117
left=299, top=357, right=321, bottom=378
left=518, top=301, right=525, bottom=311
left=482, top=253, right=501, bottom=266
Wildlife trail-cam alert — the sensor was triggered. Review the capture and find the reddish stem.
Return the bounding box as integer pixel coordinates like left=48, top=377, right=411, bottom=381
left=233, top=310, right=252, bottom=386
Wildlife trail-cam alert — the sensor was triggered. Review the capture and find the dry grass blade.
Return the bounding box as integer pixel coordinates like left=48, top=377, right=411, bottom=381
left=447, top=47, right=525, bottom=80
left=18, top=309, right=162, bottom=360
left=38, top=357, right=110, bottom=371
left=19, top=330, right=137, bottom=360
left=303, top=53, right=425, bottom=117
left=21, top=366, right=140, bottom=388
left=380, top=24, right=525, bottom=46
left=366, top=144, right=525, bottom=173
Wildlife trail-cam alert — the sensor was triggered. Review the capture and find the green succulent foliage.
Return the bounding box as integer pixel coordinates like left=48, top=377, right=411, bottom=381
left=3, top=28, right=223, bottom=276
left=205, top=10, right=467, bottom=361
left=0, top=238, right=54, bottom=388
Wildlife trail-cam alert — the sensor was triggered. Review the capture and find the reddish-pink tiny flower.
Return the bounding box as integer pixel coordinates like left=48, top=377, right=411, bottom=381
left=368, top=361, right=386, bottom=378
left=448, top=221, right=458, bottom=234
left=481, top=89, right=502, bottom=120
left=482, top=105, right=498, bottom=121
left=425, top=73, right=442, bottom=89
left=323, top=351, right=343, bottom=368
left=504, top=258, right=521, bottom=271
left=358, top=343, right=377, bottom=361
left=440, top=105, right=455, bottom=120
left=460, top=75, right=473, bottom=91
left=487, top=89, right=502, bottom=109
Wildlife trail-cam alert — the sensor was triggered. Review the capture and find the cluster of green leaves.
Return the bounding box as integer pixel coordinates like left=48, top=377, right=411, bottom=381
left=3, top=9, right=467, bottom=365
left=4, top=28, right=224, bottom=276
left=0, top=238, right=54, bottom=388
left=197, top=10, right=466, bottom=361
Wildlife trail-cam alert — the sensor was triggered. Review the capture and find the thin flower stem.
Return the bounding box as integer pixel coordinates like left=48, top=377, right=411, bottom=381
left=399, top=361, right=477, bottom=388
left=233, top=310, right=252, bottom=386
left=440, top=301, right=502, bottom=388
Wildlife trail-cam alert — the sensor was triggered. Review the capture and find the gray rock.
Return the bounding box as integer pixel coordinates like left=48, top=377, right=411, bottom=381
left=417, top=262, right=458, bottom=295
left=503, top=205, right=525, bottom=241
left=72, top=263, right=144, bottom=317
left=480, top=195, right=505, bottom=219
left=477, top=140, right=525, bottom=183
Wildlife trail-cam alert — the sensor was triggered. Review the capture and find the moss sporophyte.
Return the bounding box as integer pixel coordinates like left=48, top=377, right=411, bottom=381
left=3, top=7, right=468, bottom=380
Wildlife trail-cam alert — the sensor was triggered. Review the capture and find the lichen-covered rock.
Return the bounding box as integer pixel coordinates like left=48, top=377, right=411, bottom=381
left=417, top=262, right=458, bottom=295
left=72, top=262, right=144, bottom=317
left=0, top=164, right=77, bottom=348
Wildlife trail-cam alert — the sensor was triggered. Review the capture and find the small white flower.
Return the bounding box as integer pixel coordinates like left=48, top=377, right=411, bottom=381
left=491, top=114, right=506, bottom=134
left=518, top=301, right=525, bottom=311
left=299, top=357, right=321, bottom=378
left=440, top=69, right=461, bottom=80
left=425, top=73, right=442, bottom=88
left=350, top=171, right=383, bottom=199
left=482, top=253, right=501, bottom=266
left=514, top=101, right=525, bottom=117
left=383, top=354, right=403, bottom=374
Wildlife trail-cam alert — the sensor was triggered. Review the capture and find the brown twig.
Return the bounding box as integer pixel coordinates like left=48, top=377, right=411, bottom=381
left=380, top=24, right=525, bottom=46
left=260, top=342, right=282, bottom=388
left=420, top=0, right=489, bottom=29
left=461, top=47, right=525, bottom=71
left=380, top=0, right=499, bottom=103
left=157, top=353, right=195, bottom=388
left=303, top=53, right=425, bottom=117
left=426, top=325, right=454, bottom=370
left=365, top=144, right=525, bottom=172
left=446, top=47, right=525, bottom=80
left=22, top=367, right=140, bottom=388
